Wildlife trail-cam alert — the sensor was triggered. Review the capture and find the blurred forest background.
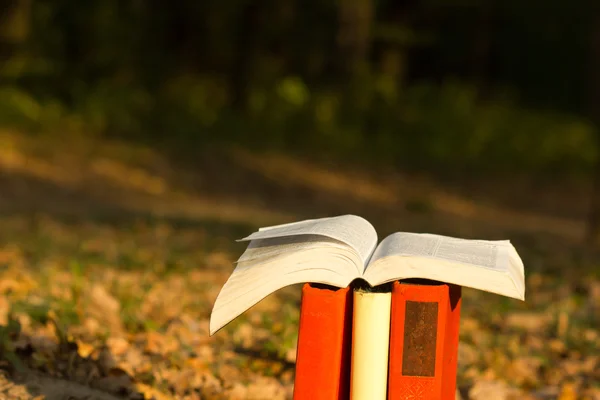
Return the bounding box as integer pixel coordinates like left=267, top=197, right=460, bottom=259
left=1, top=0, right=599, bottom=174
left=1, top=0, right=600, bottom=399
left=4, top=0, right=600, bottom=234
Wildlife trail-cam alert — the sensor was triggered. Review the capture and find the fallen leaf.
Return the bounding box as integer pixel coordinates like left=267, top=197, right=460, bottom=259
left=144, top=331, right=179, bottom=356
left=106, top=336, right=129, bottom=357
left=469, top=380, right=523, bottom=400
left=558, top=382, right=578, bottom=400
left=505, top=312, right=550, bottom=332
left=244, top=376, right=287, bottom=400
left=135, top=382, right=171, bottom=400
left=88, top=285, right=123, bottom=333
left=0, top=295, right=8, bottom=325
left=76, top=339, right=95, bottom=358
left=507, top=357, right=541, bottom=387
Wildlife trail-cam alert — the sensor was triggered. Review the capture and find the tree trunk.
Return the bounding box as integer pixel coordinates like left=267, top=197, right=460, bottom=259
left=585, top=7, right=600, bottom=243
left=230, top=2, right=260, bottom=113
left=471, top=0, right=493, bottom=97
left=336, top=0, right=373, bottom=81
left=0, top=0, right=30, bottom=64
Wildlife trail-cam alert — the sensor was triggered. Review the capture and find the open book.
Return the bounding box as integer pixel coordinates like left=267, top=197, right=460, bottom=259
left=210, top=215, right=525, bottom=335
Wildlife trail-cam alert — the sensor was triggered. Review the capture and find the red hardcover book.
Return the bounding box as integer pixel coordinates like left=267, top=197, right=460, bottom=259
left=388, top=281, right=462, bottom=400
left=293, top=283, right=353, bottom=400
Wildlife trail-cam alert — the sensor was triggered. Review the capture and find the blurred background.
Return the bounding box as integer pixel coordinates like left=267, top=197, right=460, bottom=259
left=0, top=1, right=599, bottom=399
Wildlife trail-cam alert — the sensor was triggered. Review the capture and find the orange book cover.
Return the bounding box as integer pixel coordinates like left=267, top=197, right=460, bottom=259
left=293, top=283, right=353, bottom=400
left=388, top=281, right=462, bottom=400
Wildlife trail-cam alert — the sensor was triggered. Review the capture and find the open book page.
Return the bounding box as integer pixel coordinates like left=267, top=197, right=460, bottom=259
left=236, top=235, right=354, bottom=264
left=369, top=233, right=512, bottom=271
left=364, top=233, right=525, bottom=300
left=239, top=215, right=378, bottom=264
left=210, top=235, right=362, bottom=335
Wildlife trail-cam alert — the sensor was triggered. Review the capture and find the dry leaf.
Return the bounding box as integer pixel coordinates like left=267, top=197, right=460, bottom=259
left=244, top=377, right=287, bottom=400
left=76, top=340, right=95, bottom=358
left=106, top=336, right=129, bottom=356
left=507, top=357, right=541, bottom=387
left=144, top=331, right=179, bottom=356
left=505, top=312, right=550, bottom=332
left=217, top=364, right=242, bottom=385
left=285, top=348, right=297, bottom=363
left=88, top=285, right=123, bottom=333
left=0, top=295, right=8, bottom=325
left=469, top=380, right=522, bottom=400
left=458, top=342, right=479, bottom=370
left=558, top=382, right=578, bottom=400
left=135, top=382, right=162, bottom=400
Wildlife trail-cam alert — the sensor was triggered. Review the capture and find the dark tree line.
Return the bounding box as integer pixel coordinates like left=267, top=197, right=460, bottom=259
left=0, top=0, right=594, bottom=110
left=3, top=0, right=600, bottom=240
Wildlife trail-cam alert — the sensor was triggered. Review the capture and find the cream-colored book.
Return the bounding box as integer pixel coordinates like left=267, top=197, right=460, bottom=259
left=350, top=288, right=392, bottom=400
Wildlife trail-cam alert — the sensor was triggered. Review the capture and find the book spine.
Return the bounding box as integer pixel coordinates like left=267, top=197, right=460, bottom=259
left=442, top=284, right=462, bottom=398
left=350, top=290, right=392, bottom=400
left=387, top=281, right=462, bottom=400
left=293, top=284, right=353, bottom=400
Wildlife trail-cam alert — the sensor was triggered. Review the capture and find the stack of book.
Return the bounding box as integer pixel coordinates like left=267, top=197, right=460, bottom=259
left=210, top=215, right=525, bottom=399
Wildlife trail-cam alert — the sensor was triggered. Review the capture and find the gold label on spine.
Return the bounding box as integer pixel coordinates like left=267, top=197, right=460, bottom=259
left=402, top=301, right=438, bottom=377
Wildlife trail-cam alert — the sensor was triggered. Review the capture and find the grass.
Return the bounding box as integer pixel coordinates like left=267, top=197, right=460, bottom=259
left=0, top=129, right=598, bottom=399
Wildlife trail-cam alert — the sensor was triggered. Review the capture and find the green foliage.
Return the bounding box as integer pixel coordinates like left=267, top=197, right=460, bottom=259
left=0, top=317, right=25, bottom=372
left=0, top=86, right=42, bottom=129
left=393, top=82, right=598, bottom=175
left=73, top=82, right=152, bottom=137
left=1, top=72, right=597, bottom=178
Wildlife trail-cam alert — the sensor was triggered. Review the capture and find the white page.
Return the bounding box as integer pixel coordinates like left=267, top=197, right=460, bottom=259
left=209, top=243, right=359, bottom=334
left=364, top=232, right=525, bottom=300
left=369, top=232, right=511, bottom=272
left=236, top=235, right=352, bottom=264
left=239, top=215, right=377, bottom=265
left=258, top=219, right=320, bottom=232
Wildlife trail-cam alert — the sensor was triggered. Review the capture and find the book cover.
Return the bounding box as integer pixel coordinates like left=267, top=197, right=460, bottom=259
left=350, top=288, right=392, bottom=400
left=388, top=281, right=462, bottom=400
left=293, top=283, right=353, bottom=400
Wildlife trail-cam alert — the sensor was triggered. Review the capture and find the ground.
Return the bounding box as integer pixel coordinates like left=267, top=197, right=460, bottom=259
left=0, top=130, right=598, bottom=399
